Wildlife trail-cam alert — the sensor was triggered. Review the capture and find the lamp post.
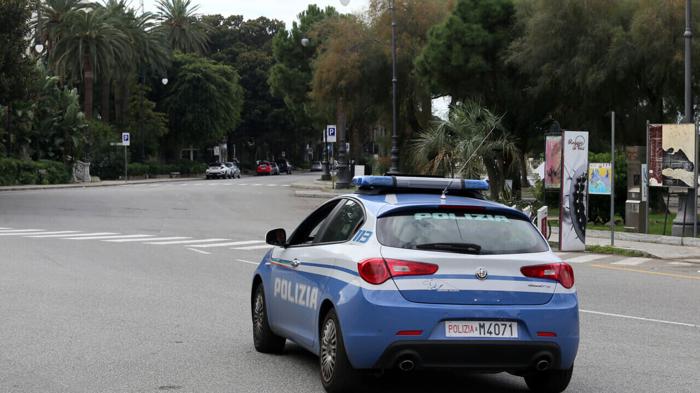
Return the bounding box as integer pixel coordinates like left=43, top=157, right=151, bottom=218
left=673, top=0, right=696, bottom=236
left=301, top=37, right=331, bottom=180
left=338, top=0, right=400, bottom=179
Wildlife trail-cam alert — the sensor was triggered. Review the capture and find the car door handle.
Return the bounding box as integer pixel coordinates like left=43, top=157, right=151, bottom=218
left=290, top=258, right=301, bottom=268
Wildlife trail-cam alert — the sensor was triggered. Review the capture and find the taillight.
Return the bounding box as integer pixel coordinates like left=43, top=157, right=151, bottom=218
left=520, top=263, right=575, bottom=289
left=357, top=258, right=438, bottom=285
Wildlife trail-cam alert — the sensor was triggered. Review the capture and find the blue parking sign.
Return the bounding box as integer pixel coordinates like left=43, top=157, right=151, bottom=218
left=122, top=132, right=130, bottom=146
left=326, top=125, right=337, bottom=143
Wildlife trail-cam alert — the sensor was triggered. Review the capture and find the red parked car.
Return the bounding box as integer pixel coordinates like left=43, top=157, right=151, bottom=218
left=256, top=161, right=273, bottom=175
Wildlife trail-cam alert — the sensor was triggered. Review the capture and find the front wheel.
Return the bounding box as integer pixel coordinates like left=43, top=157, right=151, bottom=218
left=252, top=284, right=285, bottom=354
left=320, top=309, right=361, bottom=393
left=524, top=365, right=574, bottom=393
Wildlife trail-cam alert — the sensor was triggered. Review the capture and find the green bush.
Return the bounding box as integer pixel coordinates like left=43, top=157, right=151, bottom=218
left=0, top=158, right=70, bottom=186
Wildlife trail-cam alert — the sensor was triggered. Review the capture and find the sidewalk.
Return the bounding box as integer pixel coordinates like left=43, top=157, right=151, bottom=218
left=551, top=227, right=700, bottom=260
left=0, top=177, right=201, bottom=192
left=291, top=177, right=351, bottom=199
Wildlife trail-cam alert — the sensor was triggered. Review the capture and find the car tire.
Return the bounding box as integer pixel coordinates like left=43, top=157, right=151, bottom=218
left=524, top=365, right=574, bottom=393
left=252, top=284, right=285, bottom=354
left=319, top=309, right=361, bottom=393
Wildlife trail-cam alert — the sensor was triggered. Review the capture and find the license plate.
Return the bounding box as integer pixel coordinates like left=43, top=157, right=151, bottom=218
left=445, top=321, right=518, bottom=338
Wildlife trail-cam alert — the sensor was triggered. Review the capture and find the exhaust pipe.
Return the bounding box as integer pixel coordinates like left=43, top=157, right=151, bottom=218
left=398, top=359, right=415, bottom=372
left=535, top=358, right=551, bottom=372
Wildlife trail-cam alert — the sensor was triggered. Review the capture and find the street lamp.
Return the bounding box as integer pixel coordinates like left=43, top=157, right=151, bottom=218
left=161, top=77, right=168, bottom=86
left=301, top=37, right=310, bottom=47
left=340, top=0, right=400, bottom=175
left=34, top=43, right=44, bottom=54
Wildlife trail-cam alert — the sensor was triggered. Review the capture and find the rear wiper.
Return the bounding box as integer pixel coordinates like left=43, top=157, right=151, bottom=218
left=415, top=242, right=482, bottom=254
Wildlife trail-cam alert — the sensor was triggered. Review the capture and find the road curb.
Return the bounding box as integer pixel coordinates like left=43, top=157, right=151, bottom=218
left=294, top=190, right=341, bottom=199
left=0, top=177, right=202, bottom=192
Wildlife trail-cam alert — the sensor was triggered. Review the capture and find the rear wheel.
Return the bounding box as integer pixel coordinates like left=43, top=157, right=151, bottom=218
left=524, top=365, right=573, bottom=393
left=251, top=284, right=285, bottom=354
left=320, top=309, right=361, bottom=393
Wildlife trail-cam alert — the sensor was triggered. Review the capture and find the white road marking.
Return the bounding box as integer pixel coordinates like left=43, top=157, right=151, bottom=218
left=266, top=184, right=276, bottom=187
left=104, top=236, right=191, bottom=243
left=281, top=185, right=290, bottom=187
left=668, top=261, right=692, bottom=266
left=189, top=240, right=264, bottom=248
left=580, top=309, right=699, bottom=329
left=0, top=231, right=80, bottom=236
left=27, top=232, right=116, bottom=238
left=239, top=183, right=248, bottom=186
left=232, top=244, right=273, bottom=250
left=145, top=238, right=230, bottom=245
left=0, top=227, right=11, bottom=229
left=253, top=184, right=262, bottom=186
left=187, top=248, right=211, bottom=255
left=65, top=234, right=154, bottom=240
left=611, top=257, right=653, bottom=266
left=0, top=229, right=44, bottom=233
left=565, top=254, right=609, bottom=263
left=235, top=259, right=259, bottom=265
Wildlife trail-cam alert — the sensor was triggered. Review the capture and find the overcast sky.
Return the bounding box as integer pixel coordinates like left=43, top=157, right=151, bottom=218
left=142, top=0, right=370, bottom=29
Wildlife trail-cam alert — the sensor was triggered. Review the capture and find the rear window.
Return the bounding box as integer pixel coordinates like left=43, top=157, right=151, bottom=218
left=377, top=208, right=548, bottom=255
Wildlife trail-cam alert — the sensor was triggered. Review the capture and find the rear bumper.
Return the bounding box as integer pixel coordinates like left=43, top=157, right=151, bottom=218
left=332, top=284, right=579, bottom=371
left=373, top=340, right=560, bottom=372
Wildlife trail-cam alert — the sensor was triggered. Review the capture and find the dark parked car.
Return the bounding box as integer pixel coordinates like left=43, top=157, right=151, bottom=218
left=276, top=160, right=293, bottom=175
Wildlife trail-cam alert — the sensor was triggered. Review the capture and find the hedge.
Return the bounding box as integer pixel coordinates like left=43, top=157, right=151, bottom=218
left=0, top=159, right=71, bottom=186
left=125, top=161, right=207, bottom=178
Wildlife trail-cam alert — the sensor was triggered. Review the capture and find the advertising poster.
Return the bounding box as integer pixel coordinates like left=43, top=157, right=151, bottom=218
left=661, top=124, right=695, bottom=187
left=560, top=131, right=589, bottom=251
left=545, top=135, right=562, bottom=189
left=648, top=124, right=663, bottom=186
left=588, top=163, right=612, bottom=195
left=649, top=124, right=695, bottom=187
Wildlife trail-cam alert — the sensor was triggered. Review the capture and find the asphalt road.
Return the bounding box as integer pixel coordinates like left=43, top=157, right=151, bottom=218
left=1, top=172, right=698, bottom=393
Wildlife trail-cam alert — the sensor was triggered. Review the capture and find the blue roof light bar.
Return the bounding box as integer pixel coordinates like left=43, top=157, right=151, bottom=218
left=352, top=176, right=489, bottom=191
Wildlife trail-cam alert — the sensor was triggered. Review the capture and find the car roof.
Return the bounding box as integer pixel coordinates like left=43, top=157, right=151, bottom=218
left=350, top=192, right=525, bottom=219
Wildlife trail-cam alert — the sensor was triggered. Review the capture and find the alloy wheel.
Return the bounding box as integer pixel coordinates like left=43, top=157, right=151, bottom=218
left=320, top=319, right=338, bottom=383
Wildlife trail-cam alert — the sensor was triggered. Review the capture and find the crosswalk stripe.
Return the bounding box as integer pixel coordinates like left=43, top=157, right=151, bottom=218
left=239, top=183, right=248, bottom=185
left=65, top=234, right=154, bottom=240
left=253, top=184, right=262, bottom=186
left=145, top=238, right=230, bottom=245
left=27, top=232, right=116, bottom=238
left=190, top=240, right=264, bottom=248
left=566, top=254, right=609, bottom=263
left=266, top=184, right=276, bottom=187
left=232, top=244, right=273, bottom=250
left=0, top=227, right=10, bottom=229
left=281, top=185, right=291, bottom=187
left=611, top=258, right=653, bottom=266
left=0, top=231, right=80, bottom=236
left=103, top=236, right=191, bottom=243
left=0, top=229, right=44, bottom=233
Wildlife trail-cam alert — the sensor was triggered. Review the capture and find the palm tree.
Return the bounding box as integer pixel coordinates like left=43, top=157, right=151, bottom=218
left=51, top=9, right=129, bottom=119
left=156, top=0, right=209, bottom=54
left=411, top=101, right=520, bottom=200
left=96, top=0, right=170, bottom=122
left=38, top=0, right=89, bottom=62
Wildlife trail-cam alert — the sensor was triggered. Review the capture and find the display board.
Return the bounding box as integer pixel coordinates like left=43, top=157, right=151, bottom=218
left=648, top=124, right=696, bottom=187
left=588, top=163, right=612, bottom=195
left=545, top=135, right=562, bottom=189
left=560, top=131, right=589, bottom=251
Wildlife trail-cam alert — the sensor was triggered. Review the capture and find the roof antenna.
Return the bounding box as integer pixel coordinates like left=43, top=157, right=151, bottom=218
left=440, top=121, right=499, bottom=200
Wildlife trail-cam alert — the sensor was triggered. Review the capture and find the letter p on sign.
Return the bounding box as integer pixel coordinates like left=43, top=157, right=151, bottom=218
left=122, top=132, right=130, bottom=146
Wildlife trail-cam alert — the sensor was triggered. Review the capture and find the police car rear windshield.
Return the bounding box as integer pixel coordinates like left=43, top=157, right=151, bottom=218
left=377, top=208, right=548, bottom=255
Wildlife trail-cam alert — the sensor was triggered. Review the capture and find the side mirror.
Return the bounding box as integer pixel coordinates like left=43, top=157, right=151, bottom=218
left=266, top=228, right=287, bottom=247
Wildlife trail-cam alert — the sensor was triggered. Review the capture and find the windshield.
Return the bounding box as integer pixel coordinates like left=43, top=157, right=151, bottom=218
left=377, top=208, right=548, bottom=255
left=209, top=162, right=221, bottom=167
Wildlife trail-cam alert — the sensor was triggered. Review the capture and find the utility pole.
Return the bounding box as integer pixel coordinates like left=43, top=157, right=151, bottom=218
left=388, top=0, right=400, bottom=174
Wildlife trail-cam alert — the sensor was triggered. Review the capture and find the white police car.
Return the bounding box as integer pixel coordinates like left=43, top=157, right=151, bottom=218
left=251, top=176, right=578, bottom=393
